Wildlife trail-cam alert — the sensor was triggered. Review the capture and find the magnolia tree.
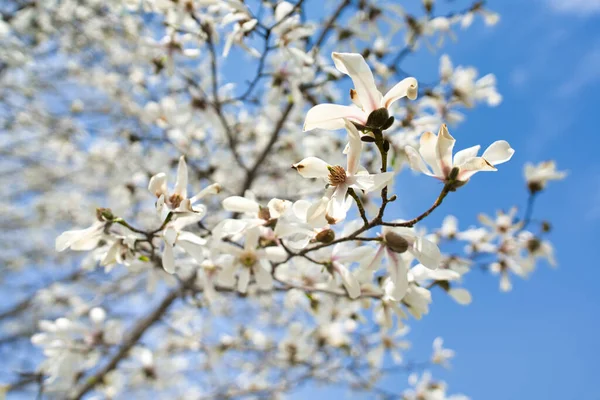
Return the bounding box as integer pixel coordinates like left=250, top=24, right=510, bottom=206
left=0, top=0, right=567, bottom=399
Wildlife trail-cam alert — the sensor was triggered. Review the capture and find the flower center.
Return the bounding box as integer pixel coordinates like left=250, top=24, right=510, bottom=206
left=327, top=165, right=347, bottom=186
left=239, top=251, right=257, bottom=268
left=169, top=193, right=183, bottom=208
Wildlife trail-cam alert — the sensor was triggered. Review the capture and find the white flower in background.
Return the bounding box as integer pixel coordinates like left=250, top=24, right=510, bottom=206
left=303, top=52, right=418, bottom=131
left=293, top=120, right=394, bottom=223
left=438, top=215, right=459, bottom=239
left=431, top=337, right=455, bottom=368
left=405, top=124, right=514, bottom=185
left=148, top=156, right=221, bottom=219
left=364, top=226, right=441, bottom=300
left=440, top=54, right=501, bottom=107
left=519, top=231, right=557, bottom=269
left=478, top=207, right=522, bottom=237
left=524, top=160, right=567, bottom=193
left=410, top=264, right=472, bottom=305
left=324, top=242, right=371, bottom=299
left=367, top=326, right=411, bottom=367
left=216, top=228, right=286, bottom=293
left=221, top=3, right=259, bottom=58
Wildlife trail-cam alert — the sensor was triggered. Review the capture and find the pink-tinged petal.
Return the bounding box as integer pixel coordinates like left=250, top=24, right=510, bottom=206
left=405, top=146, right=434, bottom=177
left=332, top=52, right=382, bottom=114
left=363, top=245, right=386, bottom=271
left=173, top=156, right=188, bottom=198
left=303, top=104, right=367, bottom=131
left=435, top=124, right=455, bottom=178
left=333, top=261, right=361, bottom=299
left=222, top=196, right=260, bottom=214
left=351, top=172, right=394, bottom=193
left=254, top=260, right=274, bottom=290
left=344, top=119, right=362, bottom=175
left=386, top=249, right=409, bottom=300
left=419, top=131, right=442, bottom=177
left=292, top=157, right=330, bottom=179
left=453, top=145, right=481, bottom=167
left=456, top=157, right=496, bottom=181
left=326, top=184, right=349, bottom=223
left=162, top=241, right=175, bottom=274
left=382, top=77, right=419, bottom=109
left=237, top=268, right=250, bottom=293
left=411, top=236, right=441, bottom=270
left=148, top=172, right=168, bottom=197
left=481, top=140, right=515, bottom=166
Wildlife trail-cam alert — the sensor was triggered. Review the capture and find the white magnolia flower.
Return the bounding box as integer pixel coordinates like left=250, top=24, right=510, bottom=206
left=303, top=52, right=418, bottom=131
left=524, top=160, right=567, bottom=193
left=365, top=226, right=441, bottom=300
left=148, top=155, right=220, bottom=219
left=217, top=228, right=286, bottom=293
left=431, top=337, right=455, bottom=368
left=293, top=120, right=394, bottom=223
left=405, top=124, right=514, bottom=185
left=55, top=221, right=105, bottom=252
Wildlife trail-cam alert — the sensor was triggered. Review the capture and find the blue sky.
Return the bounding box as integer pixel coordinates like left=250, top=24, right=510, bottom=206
left=289, top=0, right=600, bottom=398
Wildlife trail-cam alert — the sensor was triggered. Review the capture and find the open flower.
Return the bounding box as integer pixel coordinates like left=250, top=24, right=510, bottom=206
left=524, top=160, right=567, bottom=194
left=148, top=156, right=220, bottom=218
left=364, top=226, right=441, bottom=300
left=303, top=52, right=418, bottom=131
left=293, top=120, right=394, bottom=223
left=405, top=124, right=514, bottom=186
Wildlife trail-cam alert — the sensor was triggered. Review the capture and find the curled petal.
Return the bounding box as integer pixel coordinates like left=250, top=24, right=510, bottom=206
left=383, top=77, right=418, bottom=109
left=453, top=145, right=481, bottom=167
left=292, top=157, right=330, bottom=179
left=419, top=131, right=442, bottom=177
left=148, top=172, right=168, bottom=198
left=326, top=184, right=350, bottom=223
left=405, top=146, right=433, bottom=177
left=333, top=261, right=361, bottom=299
left=436, top=125, right=455, bottom=177
left=481, top=140, right=515, bottom=166
left=304, top=104, right=367, bottom=131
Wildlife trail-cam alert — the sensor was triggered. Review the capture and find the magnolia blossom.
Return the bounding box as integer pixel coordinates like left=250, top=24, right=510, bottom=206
left=148, top=156, right=220, bottom=219
left=431, top=337, right=455, bottom=368
left=303, top=52, right=418, bottom=131
left=405, top=124, right=514, bottom=184
left=55, top=221, right=105, bottom=252
left=524, top=160, right=567, bottom=193
left=365, top=226, right=441, bottom=300
left=293, top=120, right=394, bottom=223
left=217, top=228, right=286, bottom=293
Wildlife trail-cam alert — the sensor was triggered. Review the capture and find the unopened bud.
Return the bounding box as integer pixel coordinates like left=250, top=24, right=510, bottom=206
left=366, top=108, right=390, bottom=129
left=316, top=229, right=335, bottom=244
left=384, top=232, right=410, bottom=253
left=96, top=208, right=114, bottom=222
left=381, top=116, right=395, bottom=131
left=541, top=221, right=552, bottom=232
left=528, top=181, right=543, bottom=194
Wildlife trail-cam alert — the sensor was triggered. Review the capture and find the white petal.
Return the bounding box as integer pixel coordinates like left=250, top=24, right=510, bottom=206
left=189, top=183, right=221, bottom=202
left=292, top=157, right=330, bottom=179
left=448, top=288, right=472, bottom=305
left=344, top=119, right=362, bottom=175
left=412, top=236, right=441, bottom=269
left=382, top=77, right=418, bottom=109
left=244, top=228, right=260, bottom=251
left=162, top=241, right=175, bottom=274
left=303, top=104, right=367, bottom=131
left=326, top=184, right=349, bottom=223
left=238, top=268, right=250, bottom=293
left=351, top=172, right=394, bottom=192
left=456, top=157, right=496, bottom=181
left=435, top=124, right=455, bottom=177
left=254, top=260, right=273, bottom=290
left=222, top=196, right=260, bottom=214
left=333, top=261, right=361, bottom=299
left=174, top=156, right=188, bottom=198
left=264, top=246, right=288, bottom=262
left=386, top=250, right=409, bottom=300
left=419, top=131, right=442, bottom=177
left=481, top=140, right=515, bottom=166
left=453, top=145, right=481, bottom=167
left=332, top=53, right=382, bottom=114
left=148, top=172, right=168, bottom=197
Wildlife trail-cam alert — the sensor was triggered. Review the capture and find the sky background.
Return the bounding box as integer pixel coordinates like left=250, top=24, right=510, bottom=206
left=290, top=0, right=600, bottom=398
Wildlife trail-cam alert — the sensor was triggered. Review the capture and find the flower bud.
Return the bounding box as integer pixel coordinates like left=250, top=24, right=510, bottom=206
left=366, top=108, right=390, bottom=129
left=384, top=232, right=410, bottom=253
left=316, top=229, right=335, bottom=244
left=96, top=208, right=114, bottom=222
left=381, top=116, right=395, bottom=131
